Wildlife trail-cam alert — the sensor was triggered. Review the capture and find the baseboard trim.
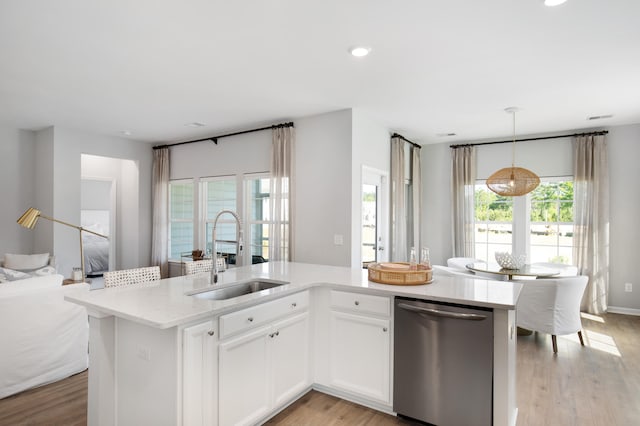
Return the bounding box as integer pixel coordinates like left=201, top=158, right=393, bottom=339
left=608, top=306, right=640, bottom=316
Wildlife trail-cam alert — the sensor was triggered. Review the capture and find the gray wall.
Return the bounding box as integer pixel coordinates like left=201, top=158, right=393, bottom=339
left=0, top=125, right=36, bottom=255
left=422, top=123, right=640, bottom=312
left=0, top=124, right=153, bottom=277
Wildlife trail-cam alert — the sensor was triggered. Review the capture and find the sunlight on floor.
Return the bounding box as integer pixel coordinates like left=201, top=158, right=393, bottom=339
left=581, top=312, right=605, bottom=323
left=564, top=329, right=621, bottom=356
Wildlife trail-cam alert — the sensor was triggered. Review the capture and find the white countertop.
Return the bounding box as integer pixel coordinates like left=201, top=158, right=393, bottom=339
left=65, top=261, right=522, bottom=329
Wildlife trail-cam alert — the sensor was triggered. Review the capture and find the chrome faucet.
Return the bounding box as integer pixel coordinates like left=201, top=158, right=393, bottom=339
left=211, top=209, right=244, bottom=284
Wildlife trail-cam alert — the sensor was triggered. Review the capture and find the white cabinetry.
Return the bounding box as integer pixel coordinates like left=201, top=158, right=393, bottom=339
left=218, top=291, right=310, bottom=426
left=328, top=290, right=391, bottom=404
left=182, top=319, right=218, bottom=426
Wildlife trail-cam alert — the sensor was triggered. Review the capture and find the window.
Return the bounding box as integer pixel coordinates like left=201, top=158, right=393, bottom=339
left=246, top=175, right=272, bottom=262
left=529, top=181, right=574, bottom=264
left=474, top=178, right=574, bottom=265
left=202, top=176, right=238, bottom=261
left=168, top=180, right=194, bottom=260
left=169, top=173, right=276, bottom=266
left=474, top=186, right=514, bottom=263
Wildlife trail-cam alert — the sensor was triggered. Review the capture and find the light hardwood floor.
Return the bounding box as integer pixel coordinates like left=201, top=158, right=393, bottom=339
left=1, top=313, right=638, bottom=426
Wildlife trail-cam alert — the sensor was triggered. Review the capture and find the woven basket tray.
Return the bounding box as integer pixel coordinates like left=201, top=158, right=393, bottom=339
left=367, top=262, right=433, bottom=286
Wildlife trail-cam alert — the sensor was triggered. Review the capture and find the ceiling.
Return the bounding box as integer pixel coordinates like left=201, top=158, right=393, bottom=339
left=1, top=0, right=639, bottom=145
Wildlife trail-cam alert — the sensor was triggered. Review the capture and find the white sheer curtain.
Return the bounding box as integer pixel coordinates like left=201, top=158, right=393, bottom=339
left=451, top=146, right=476, bottom=257
left=390, top=136, right=407, bottom=261
left=151, top=147, right=169, bottom=277
left=269, top=126, right=295, bottom=261
left=573, top=135, right=609, bottom=314
left=411, top=146, right=422, bottom=252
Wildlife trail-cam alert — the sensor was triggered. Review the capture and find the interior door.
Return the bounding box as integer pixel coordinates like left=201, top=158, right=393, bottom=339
left=362, top=167, right=389, bottom=266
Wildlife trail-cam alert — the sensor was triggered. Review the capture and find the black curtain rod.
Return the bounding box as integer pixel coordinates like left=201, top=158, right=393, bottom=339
left=391, top=133, right=421, bottom=149
left=449, top=130, right=608, bottom=149
left=153, top=121, right=294, bottom=150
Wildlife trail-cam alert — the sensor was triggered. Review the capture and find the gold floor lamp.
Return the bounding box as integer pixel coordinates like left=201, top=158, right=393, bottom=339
left=17, top=207, right=109, bottom=280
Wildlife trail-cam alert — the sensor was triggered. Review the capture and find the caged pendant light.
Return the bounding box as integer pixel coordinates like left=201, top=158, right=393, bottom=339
left=486, top=107, right=540, bottom=197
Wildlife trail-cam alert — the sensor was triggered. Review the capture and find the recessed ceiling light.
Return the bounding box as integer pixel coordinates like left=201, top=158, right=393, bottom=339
left=349, top=46, right=372, bottom=57
left=544, top=0, right=568, bottom=6
left=587, top=114, right=613, bottom=121
left=185, top=122, right=206, bottom=127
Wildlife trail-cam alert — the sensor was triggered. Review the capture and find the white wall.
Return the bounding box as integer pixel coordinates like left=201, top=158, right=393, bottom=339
left=422, top=124, right=640, bottom=311
left=31, top=126, right=153, bottom=277
left=169, top=130, right=270, bottom=180
left=0, top=125, right=36, bottom=255
left=607, top=124, right=640, bottom=311
left=294, top=110, right=353, bottom=267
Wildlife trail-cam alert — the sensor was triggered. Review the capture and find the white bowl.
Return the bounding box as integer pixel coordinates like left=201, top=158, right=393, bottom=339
left=495, top=252, right=526, bottom=270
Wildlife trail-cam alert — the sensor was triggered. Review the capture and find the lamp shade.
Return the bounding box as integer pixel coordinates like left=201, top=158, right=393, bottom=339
left=486, top=166, right=540, bottom=197
left=17, top=207, right=41, bottom=229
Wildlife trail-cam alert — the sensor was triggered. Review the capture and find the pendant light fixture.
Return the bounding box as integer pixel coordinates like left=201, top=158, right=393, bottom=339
left=486, top=107, right=540, bottom=197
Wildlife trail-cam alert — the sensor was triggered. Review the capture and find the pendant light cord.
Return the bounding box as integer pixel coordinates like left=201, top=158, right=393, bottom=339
left=511, top=110, right=516, bottom=168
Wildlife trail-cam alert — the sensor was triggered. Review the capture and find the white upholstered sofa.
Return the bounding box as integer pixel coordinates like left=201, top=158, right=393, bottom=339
left=0, top=274, right=89, bottom=399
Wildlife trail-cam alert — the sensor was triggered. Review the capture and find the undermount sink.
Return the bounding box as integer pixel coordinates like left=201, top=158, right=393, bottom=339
left=189, top=279, right=289, bottom=301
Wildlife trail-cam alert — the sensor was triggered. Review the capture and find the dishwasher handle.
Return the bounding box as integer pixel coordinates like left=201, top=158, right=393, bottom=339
left=397, top=303, right=488, bottom=321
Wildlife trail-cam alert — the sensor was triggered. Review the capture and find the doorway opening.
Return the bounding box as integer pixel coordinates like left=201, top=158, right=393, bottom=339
left=361, top=167, right=389, bottom=268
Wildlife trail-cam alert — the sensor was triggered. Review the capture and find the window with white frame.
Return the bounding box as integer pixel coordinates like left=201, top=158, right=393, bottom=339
left=201, top=176, right=238, bottom=262
left=168, top=179, right=194, bottom=260
left=529, top=181, right=574, bottom=264
left=474, top=177, right=574, bottom=265
left=168, top=173, right=275, bottom=266
left=474, top=185, right=514, bottom=263
left=246, top=174, right=272, bottom=262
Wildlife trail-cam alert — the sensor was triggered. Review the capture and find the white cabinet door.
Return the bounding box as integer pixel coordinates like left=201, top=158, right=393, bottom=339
left=271, top=312, right=310, bottom=407
left=329, top=311, right=391, bottom=403
left=219, top=325, right=271, bottom=426
left=183, top=319, right=217, bottom=426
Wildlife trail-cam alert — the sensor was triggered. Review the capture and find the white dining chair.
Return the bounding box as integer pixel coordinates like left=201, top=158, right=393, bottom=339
left=433, top=264, right=475, bottom=278
left=103, top=266, right=161, bottom=288
left=184, top=259, right=213, bottom=275
left=530, top=262, right=578, bottom=277
left=447, top=257, right=482, bottom=270
left=513, top=275, right=589, bottom=353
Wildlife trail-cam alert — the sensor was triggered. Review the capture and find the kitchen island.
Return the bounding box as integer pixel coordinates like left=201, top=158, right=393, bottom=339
left=65, top=261, right=521, bottom=426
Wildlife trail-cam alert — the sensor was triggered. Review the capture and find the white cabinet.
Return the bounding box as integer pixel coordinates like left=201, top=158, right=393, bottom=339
left=219, top=324, right=272, bottom=426
left=182, top=319, right=218, bottom=426
left=218, top=292, right=310, bottom=426
left=271, top=313, right=310, bottom=407
left=328, top=291, right=391, bottom=404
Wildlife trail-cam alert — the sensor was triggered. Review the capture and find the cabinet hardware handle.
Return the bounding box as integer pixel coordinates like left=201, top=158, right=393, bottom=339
left=291, top=302, right=297, bottom=307
left=383, top=327, right=388, bottom=332
left=354, top=301, right=360, bottom=306
left=248, top=317, right=254, bottom=322
left=208, top=330, right=215, bottom=336
left=275, top=331, right=280, bottom=336
left=269, top=333, right=274, bottom=338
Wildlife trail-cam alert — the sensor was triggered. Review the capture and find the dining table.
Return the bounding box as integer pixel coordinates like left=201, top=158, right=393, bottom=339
left=465, top=261, right=561, bottom=281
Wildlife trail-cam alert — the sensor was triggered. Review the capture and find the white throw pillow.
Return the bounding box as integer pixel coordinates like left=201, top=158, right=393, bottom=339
left=3, top=253, right=50, bottom=270
left=0, top=274, right=64, bottom=296
left=0, top=267, right=31, bottom=282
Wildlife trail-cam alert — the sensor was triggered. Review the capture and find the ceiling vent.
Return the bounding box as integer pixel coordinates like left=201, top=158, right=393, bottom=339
left=587, top=115, right=613, bottom=121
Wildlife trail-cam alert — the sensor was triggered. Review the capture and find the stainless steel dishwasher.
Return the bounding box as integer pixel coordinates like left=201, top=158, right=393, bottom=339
left=394, top=297, right=494, bottom=426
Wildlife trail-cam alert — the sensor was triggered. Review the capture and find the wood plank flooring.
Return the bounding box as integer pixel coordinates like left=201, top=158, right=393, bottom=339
left=1, top=312, right=638, bottom=426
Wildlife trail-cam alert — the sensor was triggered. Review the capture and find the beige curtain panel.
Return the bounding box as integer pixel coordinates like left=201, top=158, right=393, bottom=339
left=573, top=135, right=610, bottom=314
left=151, top=147, right=170, bottom=278
left=390, top=137, right=407, bottom=262
left=451, top=146, right=476, bottom=258
left=269, top=126, right=295, bottom=261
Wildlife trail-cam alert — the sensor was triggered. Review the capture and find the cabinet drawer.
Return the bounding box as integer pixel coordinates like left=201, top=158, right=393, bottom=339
left=219, top=291, right=309, bottom=339
left=330, top=290, right=390, bottom=317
